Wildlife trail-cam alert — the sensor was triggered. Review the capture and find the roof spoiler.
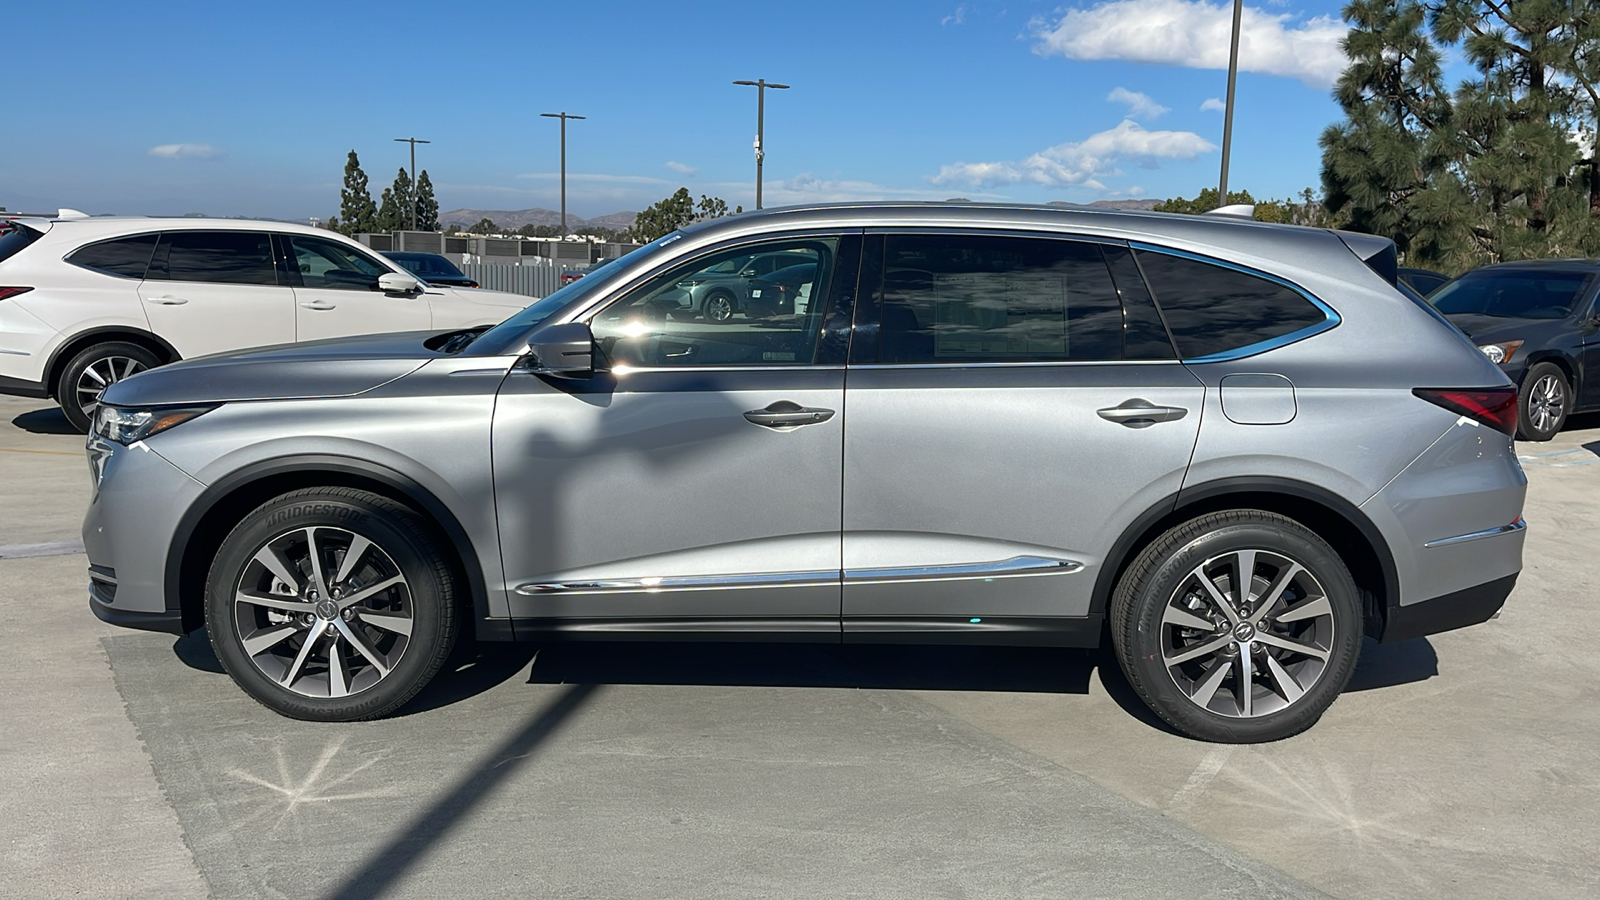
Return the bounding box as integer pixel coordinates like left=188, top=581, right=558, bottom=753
left=1334, top=230, right=1398, bottom=286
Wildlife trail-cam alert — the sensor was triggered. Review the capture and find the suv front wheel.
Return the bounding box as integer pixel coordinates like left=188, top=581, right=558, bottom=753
left=205, top=488, right=459, bottom=721
left=1110, top=510, right=1362, bottom=743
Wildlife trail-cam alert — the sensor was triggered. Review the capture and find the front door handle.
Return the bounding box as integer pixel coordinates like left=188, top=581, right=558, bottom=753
left=1097, top=399, right=1188, bottom=428
left=146, top=296, right=188, bottom=305
left=299, top=300, right=337, bottom=310
left=744, top=400, right=835, bottom=428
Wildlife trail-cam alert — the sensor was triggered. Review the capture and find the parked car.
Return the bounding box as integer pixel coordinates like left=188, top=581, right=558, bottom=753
left=745, top=261, right=818, bottom=318
left=380, top=251, right=479, bottom=288
left=668, top=249, right=813, bottom=321
left=1427, top=260, right=1600, bottom=440
left=85, top=202, right=1524, bottom=743
left=560, top=257, right=617, bottom=286
left=0, top=216, right=530, bottom=431
left=1398, top=266, right=1449, bottom=296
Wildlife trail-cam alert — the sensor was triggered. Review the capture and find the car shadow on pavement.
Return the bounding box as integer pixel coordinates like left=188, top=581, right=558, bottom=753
left=1345, top=636, right=1438, bottom=691
left=10, top=405, right=76, bottom=435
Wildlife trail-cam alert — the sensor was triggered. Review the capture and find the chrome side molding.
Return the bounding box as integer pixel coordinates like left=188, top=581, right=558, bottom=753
left=1423, top=518, right=1527, bottom=549
left=845, top=555, right=1083, bottom=585
left=516, top=555, right=1084, bottom=596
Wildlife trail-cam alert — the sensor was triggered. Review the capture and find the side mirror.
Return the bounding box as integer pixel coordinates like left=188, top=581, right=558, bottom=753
left=526, top=322, right=594, bottom=378
left=379, top=272, right=423, bottom=294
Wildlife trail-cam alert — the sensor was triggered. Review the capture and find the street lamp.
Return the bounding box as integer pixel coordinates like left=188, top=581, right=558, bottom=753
left=540, top=112, right=586, bottom=237
left=1216, top=0, right=1243, bottom=209
left=733, top=79, right=789, bottom=209
left=393, top=137, right=431, bottom=231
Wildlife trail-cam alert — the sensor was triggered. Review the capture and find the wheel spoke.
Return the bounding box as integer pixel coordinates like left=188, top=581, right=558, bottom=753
left=335, top=574, right=406, bottom=610
left=1164, top=634, right=1233, bottom=667
left=281, top=620, right=327, bottom=686
left=120, top=358, right=141, bottom=380
left=1237, top=653, right=1253, bottom=716
left=1195, top=572, right=1242, bottom=626
left=328, top=638, right=351, bottom=698
left=235, top=590, right=312, bottom=613
left=1256, top=631, right=1330, bottom=661
left=333, top=618, right=389, bottom=675
left=1162, top=605, right=1217, bottom=632
left=305, top=528, right=331, bottom=598
left=1275, top=594, right=1332, bottom=624
left=253, top=545, right=302, bottom=592
left=81, top=365, right=107, bottom=386
left=1189, top=657, right=1233, bottom=706
left=333, top=534, right=372, bottom=584
left=1262, top=653, right=1307, bottom=705
left=356, top=610, right=412, bottom=636
left=241, top=624, right=299, bottom=656
left=1233, top=549, right=1258, bottom=608
left=1250, top=562, right=1303, bottom=625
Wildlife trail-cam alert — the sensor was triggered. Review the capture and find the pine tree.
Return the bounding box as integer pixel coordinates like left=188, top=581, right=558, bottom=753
left=376, top=187, right=400, bottom=233
left=339, top=150, right=377, bottom=235
left=414, top=169, right=439, bottom=231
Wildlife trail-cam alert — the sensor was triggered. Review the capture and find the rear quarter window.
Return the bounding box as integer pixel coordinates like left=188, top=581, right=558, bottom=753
left=1133, top=247, right=1331, bottom=360
left=66, top=233, right=160, bottom=279
left=0, top=224, right=43, bottom=266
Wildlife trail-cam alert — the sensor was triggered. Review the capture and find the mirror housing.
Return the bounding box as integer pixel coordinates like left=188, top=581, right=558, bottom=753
left=379, top=272, right=422, bottom=294
left=526, top=322, right=595, bottom=378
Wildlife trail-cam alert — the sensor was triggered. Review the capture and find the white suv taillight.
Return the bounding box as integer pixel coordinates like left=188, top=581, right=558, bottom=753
left=0, top=286, right=33, bottom=301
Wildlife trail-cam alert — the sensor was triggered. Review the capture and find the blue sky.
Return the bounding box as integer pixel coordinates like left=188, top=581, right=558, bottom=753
left=2, top=0, right=1354, bottom=220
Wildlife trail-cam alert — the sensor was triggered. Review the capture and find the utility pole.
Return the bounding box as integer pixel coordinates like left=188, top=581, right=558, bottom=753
left=1216, top=0, right=1243, bottom=209
left=393, top=136, right=431, bottom=231
left=539, top=112, right=585, bottom=236
left=734, top=79, right=789, bottom=209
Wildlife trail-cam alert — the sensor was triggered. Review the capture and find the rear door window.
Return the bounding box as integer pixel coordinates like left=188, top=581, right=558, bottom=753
left=150, top=231, right=279, bottom=286
left=66, top=234, right=159, bottom=279
left=1133, top=248, right=1330, bottom=360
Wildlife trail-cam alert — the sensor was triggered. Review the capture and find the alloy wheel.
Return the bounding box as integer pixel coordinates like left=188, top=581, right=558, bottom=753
left=75, top=356, right=148, bottom=419
left=1160, top=549, right=1335, bottom=718
left=1529, top=374, right=1565, bottom=435
left=704, top=295, right=734, bottom=322
left=232, top=526, right=414, bottom=698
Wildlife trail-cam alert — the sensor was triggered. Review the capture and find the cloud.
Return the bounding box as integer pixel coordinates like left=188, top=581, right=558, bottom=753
left=1031, top=0, right=1348, bottom=89
left=1201, top=97, right=1227, bottom=112
left=516, top=172, right=670, bottom=185
left=942, top=5, right=968, bottom=25
left=148, top=143, right=224, bottom=161
left=931, top=120, right=1216, bottom=189
left=664, top=161, right=697, bottom=175
left=756, top=173, right=1008, bottom=205
left=1108, top=87, right=1169, bottom=120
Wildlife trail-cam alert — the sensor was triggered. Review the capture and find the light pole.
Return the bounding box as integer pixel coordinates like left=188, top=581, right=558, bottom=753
left=1216, top=0, right=1243, bottom=209
left=540, top=112, right=585, bottom=236
left=733, top=79, right=789, bottom=209
left=393, top=136, right=431, bottom=230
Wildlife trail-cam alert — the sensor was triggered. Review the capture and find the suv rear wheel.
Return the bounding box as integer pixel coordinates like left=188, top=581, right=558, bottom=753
left=57, top=341, right=161, bottom=433
left=1110, top=510, right=1362, bottom=743
left=205, top=488, right=459, bottom=721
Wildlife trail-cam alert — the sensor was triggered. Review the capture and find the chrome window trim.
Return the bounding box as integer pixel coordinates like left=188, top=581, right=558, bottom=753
left=845, top=556, right=1084, bottom=585
left=1423, top=519, right=1527, bottom=549
left=1128, top=241, right=1342, bottom=364
left=846, top=360, right=1182, bottom=370
left=863, top=225, right=1129, bottom=247
left=609, top=364, right=847, bottom=375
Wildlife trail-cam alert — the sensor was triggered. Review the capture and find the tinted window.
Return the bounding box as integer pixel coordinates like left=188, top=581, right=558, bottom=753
left=591, top=238, right=838, bottom=368
left=0, top=223, right=43, bottom=266
left=1135, top=249, right=1327, bottom=359
left=1429, top=270, right=1590, bottom=320
left=67, top=234, right=159, bottom=278
left=874, top=235, right=1124, bottom=363
left=289, top=235, right=386, bottom=290
left=386, top=252, right=464, bottom=279
left=153, top=231, right=278, bottom=286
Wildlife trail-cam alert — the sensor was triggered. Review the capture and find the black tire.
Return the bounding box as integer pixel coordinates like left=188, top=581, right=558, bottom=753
left=1516, top=361, right=1569, bottom=442
left=700, top=290, right=737, bottom=323
left=205, top=488, right=459, bottom=721
left=56, top=341, right=162, bottom=433
left=1110, top=510, right=1362, bottom=743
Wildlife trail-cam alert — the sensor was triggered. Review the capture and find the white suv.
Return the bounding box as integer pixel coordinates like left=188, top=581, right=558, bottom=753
left=0, top=215, right=530, bottom=431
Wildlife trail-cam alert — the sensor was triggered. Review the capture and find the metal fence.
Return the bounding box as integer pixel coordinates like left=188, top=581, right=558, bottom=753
left=460, top=262, right=569, bottom=297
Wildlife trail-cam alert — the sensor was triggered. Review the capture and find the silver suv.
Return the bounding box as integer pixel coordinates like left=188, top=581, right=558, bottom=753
left=85, top=203, right=1526, bottom=742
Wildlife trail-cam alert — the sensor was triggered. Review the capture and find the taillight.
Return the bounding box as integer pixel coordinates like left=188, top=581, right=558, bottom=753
left=1413, top=387, right=1518, bottom=435
left=0, top=286, right=32, bottom=301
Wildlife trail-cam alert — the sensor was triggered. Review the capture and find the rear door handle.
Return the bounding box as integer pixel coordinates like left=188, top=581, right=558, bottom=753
left=1097, top=399, right=1188, bottom=428
left=299, top=300, right=337, bottom=310
left=744, top=400, right=835, bottom=428
left=146, top=296, right=188, bottom=305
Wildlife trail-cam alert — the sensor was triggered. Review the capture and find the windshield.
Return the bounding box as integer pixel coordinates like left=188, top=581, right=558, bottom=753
left=467, top=233, right=679, bottom=352
left=388, top=253, right=464, bottom=278
left=1430, top=270, right=1591, bottom=320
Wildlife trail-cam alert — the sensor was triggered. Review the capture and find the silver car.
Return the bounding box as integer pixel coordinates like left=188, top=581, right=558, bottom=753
left=85, top=203, right=1526, bottom=742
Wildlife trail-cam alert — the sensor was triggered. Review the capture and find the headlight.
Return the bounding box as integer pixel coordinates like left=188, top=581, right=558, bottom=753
left=1477, top=340, right=1523, bottom=365
left=93, top=405, right=216, bottom=445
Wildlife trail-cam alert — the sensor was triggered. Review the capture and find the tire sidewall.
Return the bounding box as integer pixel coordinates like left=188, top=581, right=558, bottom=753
left=701, top=290, right=735, bottom=322
left=1115, top=515, right=1363, bottom=743
left=1517, top=362, right=1568, bottom=442
left=205, top=491, right=454, bottom=721
left=57, top=341, right=162, bottom=433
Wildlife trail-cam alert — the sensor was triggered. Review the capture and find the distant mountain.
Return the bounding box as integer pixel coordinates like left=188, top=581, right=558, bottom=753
left=438, top=207, right=637, bottom=232
left=1047, top=199, right=1161, bottom=211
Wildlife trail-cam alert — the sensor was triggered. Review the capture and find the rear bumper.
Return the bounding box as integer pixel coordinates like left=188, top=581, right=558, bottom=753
left=1381, top=573, right=1515, bottom=643
left=0, top=373, right=49, bottom=398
